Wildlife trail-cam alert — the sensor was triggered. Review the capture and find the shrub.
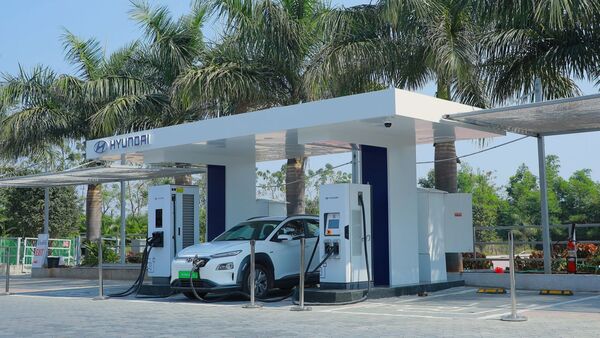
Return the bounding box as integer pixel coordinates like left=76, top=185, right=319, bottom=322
left=126, top=251, right=144, bottom=264
left=81, top=241, right=119, bottom=266
left=462, top=252, right=493, bottom=270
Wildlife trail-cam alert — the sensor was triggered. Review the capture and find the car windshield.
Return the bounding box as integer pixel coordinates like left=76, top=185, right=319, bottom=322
left=213, top=221, right=279, bottom=241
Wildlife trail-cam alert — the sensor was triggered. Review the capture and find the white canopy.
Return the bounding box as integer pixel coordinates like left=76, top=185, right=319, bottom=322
left=85, top=88, right=502, bottom=164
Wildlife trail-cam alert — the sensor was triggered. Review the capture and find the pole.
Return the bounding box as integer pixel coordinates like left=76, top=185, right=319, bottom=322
left=1, top=247, right=10, bottom=296
left=351, top=144, right=361, bottom=184
left=119, top=154, right=126, bottom=265
left=243, top=240, right=261, bottom=309
left=93, top=237, right=108, bottom=300
left=291, top=237, right=311, bottom=311
left=501, top=231, right=527, bottom=321
left=538, top=136, right=551, bottom=274
left=43, top=188, right=50, bottom=235
left=533, top=78, right=551, bottom=275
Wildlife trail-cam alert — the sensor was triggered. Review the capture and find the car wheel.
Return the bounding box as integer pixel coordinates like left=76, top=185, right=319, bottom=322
left=243, top=264, right=272, bottom=299
left=183, top=291, right=207, bottom=300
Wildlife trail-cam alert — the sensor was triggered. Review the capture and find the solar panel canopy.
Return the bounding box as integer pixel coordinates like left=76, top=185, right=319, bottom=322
left=445, top=94, right=600, bottom=136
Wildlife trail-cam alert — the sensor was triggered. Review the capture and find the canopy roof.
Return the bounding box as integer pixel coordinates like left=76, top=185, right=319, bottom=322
left=445, top=94, right=600, bottom=137
left=85, top=88, right=501, bottom=164
left=0, top=165, right=204, bottom=188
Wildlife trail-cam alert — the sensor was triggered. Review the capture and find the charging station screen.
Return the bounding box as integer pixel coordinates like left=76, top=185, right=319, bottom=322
left=155, top=209, right=163, bottom=228
left=327, top=219, right=340, bottom=229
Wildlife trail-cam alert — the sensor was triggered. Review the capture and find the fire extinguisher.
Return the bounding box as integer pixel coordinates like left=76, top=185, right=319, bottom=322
left=567, top=223, right=577, bottom=274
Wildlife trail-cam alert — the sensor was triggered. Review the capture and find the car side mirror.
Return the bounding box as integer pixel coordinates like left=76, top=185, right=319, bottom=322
left=273, top=234, right=293, bottom=242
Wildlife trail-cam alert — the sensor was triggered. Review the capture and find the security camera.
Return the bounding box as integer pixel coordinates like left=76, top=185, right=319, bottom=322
left=384, top=120, right=392, bottom=128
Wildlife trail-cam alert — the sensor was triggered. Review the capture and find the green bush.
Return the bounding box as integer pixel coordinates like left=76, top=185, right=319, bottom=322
left=82, top=241, right=119, bottom=266
left=462, top=252, right=493, bottom=270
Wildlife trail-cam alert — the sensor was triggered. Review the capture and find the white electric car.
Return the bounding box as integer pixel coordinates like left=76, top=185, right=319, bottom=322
left=171, top=215, right=320, bottom=299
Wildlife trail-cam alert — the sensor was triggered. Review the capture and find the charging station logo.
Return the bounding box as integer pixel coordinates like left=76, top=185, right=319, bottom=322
left=94, top=140, right=108, bottom=154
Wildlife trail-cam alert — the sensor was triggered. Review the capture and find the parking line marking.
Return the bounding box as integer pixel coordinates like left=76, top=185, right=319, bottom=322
left=478, top=294, right=600, bottom=320
left=329, top=310, right=453, bottom=320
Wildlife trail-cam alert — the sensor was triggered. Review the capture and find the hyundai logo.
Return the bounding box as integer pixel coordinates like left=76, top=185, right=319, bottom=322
left=94, top=140, right=108, bottom=154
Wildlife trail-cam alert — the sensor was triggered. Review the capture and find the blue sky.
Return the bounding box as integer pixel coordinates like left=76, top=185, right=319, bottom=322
left=1, top=0, right=599, bottom=188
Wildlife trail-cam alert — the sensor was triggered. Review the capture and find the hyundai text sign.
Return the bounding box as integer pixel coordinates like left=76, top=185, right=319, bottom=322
left=93, top=134, right=151, bottom=154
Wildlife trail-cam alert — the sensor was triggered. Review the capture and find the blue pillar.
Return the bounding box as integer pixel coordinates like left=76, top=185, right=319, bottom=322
left=207, top=165, right=226, bottom=241
left=360, top=145, right=390, bottom=286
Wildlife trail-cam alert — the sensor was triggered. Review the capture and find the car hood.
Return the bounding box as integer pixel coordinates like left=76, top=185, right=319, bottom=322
left=176, top=241, right=247, bottom=257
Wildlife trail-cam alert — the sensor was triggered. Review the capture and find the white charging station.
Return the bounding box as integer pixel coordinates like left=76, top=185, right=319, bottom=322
left=147, top=185, right=200, bottom=283
left=319, top=184, right=372, bottom=289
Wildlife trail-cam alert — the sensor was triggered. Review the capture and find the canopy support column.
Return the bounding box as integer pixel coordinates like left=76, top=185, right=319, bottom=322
left=119, top=154, right=126, bottom=264
left=534, top=78, right=551, bottom=274
left=351, top=144, right=361, bottom=184
left=43, top=188, right=49, bottom=235
left=538, top=136, right=551, bottom=274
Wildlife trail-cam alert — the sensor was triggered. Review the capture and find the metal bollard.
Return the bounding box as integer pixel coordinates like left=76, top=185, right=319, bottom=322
left=243, top=240, right=262, bottom=309
left=1, top=247, right=10, bottom=296
left=501, top=231, right=527, bottom=321
left=291, top=237, right=311, bottom=311
left=93, top=237, right=108, bottom=301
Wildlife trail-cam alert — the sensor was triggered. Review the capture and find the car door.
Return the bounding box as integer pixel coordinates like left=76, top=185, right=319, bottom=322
left=269, top=218, right=305, bottom=280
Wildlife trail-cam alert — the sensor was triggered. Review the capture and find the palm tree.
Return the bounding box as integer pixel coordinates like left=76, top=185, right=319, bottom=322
left=307, top=0, right=488, bottom=272
left=174, top=0, right=330, bottom=215
left=0, top=33, right=145, bottom=241
left=309, top=0, right=487, bottom=191
left=477, top=0, right=600, bottom=103
left=89, top=0, right=209, bottom=185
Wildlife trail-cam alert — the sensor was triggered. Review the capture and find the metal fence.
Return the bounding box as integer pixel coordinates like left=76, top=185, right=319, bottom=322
left=466, top=223, right=600, bottom=272
left=0, top=238, right=20, bottom=265
left=22, top=237, right=77, bottom=268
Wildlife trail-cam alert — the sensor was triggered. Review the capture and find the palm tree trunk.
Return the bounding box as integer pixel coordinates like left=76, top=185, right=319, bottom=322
left=174, top=175, right=193, bottom=185
left=434, top=142, right=457, bottom=193
left=285, top=157, right=306, bottom=215
left=435, top=79, right=463, bottom=272
left=86, top=184, right=102, bottom=241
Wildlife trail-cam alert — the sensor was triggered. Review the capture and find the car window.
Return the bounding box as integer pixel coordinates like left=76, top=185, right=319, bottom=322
left=305, top=219, right=319, bottom=238
left=213, top=221, right=279, bottom=241
left=277, top=219, right=305, bottom=239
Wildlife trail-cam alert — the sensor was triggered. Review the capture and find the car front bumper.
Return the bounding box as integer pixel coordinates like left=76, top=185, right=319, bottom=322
left=171, top=257, right=241, bottom=293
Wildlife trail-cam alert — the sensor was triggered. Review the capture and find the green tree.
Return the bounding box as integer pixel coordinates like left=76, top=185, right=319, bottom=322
left=174, top=0, right=331, bottom=215
left=0, top=32, right=147, bottom=240
left=479, top=0, right=600, bottom=103
left=310, top=0, right=487, bottom=195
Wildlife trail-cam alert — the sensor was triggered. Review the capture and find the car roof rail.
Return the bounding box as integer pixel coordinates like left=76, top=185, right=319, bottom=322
left=284, top=214, right=319, bottom=221
left=246, top=215, right=269, bottom=220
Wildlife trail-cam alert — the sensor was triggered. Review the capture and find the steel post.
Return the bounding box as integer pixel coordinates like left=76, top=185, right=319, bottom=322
left=119, top=154, right=126, bottom=265
left=243, top=240, right=261, bottom=309
left=501, top=231, right=527, bottom=322
left=351, top=144, right=361, bottom=184
left=1, top=247, right=10, bottom=295
left=43, top=188, right=50, bottom=235
left=538, top=136, right=551, bottom=274
left=291, top=237, right=311, bottom=311
left=93, top=237, right=108, bottom=300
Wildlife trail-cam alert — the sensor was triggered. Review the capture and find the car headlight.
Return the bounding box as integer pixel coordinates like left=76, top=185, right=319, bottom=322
left=216, top=262, right=234, bottom=270
left=210, top=250, right=242, bottom=258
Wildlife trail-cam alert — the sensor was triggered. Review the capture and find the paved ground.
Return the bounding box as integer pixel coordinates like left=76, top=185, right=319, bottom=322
left=1, top=276, right=599, bottom=337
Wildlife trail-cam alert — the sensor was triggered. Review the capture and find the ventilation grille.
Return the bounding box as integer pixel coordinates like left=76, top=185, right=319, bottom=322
left=182, top=194, right=195, bottom=248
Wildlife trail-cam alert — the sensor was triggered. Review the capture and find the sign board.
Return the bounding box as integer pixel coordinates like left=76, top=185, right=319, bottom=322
left=32, top=233, right=49, bottom=268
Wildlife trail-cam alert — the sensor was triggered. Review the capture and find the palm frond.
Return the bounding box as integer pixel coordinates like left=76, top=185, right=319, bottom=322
left=90, top=93, right=170, bottom=135
left=61, top=29, right=103, bottom=80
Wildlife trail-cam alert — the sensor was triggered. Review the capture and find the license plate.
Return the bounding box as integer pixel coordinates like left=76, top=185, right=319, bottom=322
left=178, top=271, right=199, bottom=279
